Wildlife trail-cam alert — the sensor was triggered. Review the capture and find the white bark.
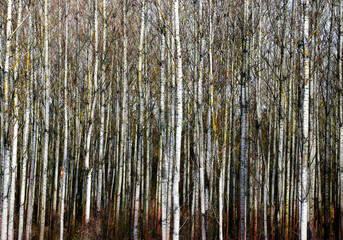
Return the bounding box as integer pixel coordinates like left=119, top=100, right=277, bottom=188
left=144, top=36, right=151, bottom=234
left=133, top=1, right=145, bottom=238
left=0, top=0, right=12, bottom=238
left=159, top=2, right=168, bottom=238
left=197, top=1, right=207, bottom=238
left=8, top=49, right=18, bottom=240
left=0, top=12, right=4, bottom=217
left=167, top=11, right=175, bottom=239
left=301, top=0, right=310, bottom=239
left=84, top=0, right=99, bottom=225
left=206, top=0, right=214, bottom=213
left=275, top=6, right=288, bottom=235
left=219, top=94, right=228, bottom=240
left=18, top=11, right=32, bottom=240
left=97, top=0, right=106, bottom=212
left=84, top=81, right=96, bottom=225
left=26, top=47, right=37, bottom=240
left=40, top=0, right=50, bottom=238
left=60, top=1, right=68, bottom=239
left=52, top=0, right=63, bottom=215
left=173, top=0, right=183, bottom=238
left=8, top=0, right=22, bottom=238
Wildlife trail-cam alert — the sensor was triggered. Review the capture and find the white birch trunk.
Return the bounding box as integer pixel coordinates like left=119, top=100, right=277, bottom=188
left=40, top=0, right=50, bottom=238
left=167, top=12, right=175, bottom=239
left=8, top=1, right=22, bottom=238
left=206, top=0, right=214, bottom=213
left=144, top=37, right=151, bottom=235
left=219, top=92, right=228, bottom=240
left=197, top=1, right=207, bottom=238
left=0, top=12, right=4, bottom=216
left=97, top=0, right=106, bottom=212
left=26, top=49, right=37, bottom=240
left=173, top=0, right=183, bottom=238
left=60, top=1, right=68, bottom=239
left=159, top=2, right=168, bottom=238
left=301, top=0, right=310, bottom=238
left=18, top=11, right=32, bottom=240
left=0, top=0, right=12, bottom=237
left=133, top=1, right=145, bottom=238
left=8, top=67, right=18, bottom=240
left=85, top=0, right=99, bottom=226
left=52, top=0, right=63, bottom=215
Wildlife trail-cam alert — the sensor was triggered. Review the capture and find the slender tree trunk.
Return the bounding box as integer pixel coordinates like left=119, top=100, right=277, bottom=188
left=144, top=34, right=151, bottom=239
left=133, top=1, right=145, bottom=238
left=275, top=4, right=287, bottom=237
left=8, top=0, right=22, bottom=238
left=98, top=0, right=107, bottom=212
left=0, top=0, right=13, bottom=237
left=84, top=0, right=98, bottom=227
left=18, top=9, right=32, bottom=240
left=256, top=1, right=266, bottom=239
left=160, top=2, right=168, bottom=238
left=197, top=1, right=207, bottom=238
left=166, top=15, right=174, bottom=239
left=239, top=1, right=249, bottom=239
left=219, top=84, right=228, bottom=240
left=172, top=0, right=183, bottom=238
left=60, top=1, right=69, bottom=239
left=206, top=0, right=215, bottom=217
left=116, top=1, right=128, bottom=225
left=301, top=0, right=310, bottom=238
left=324, top=5, right=334, bottom=239
left=40, top=0, right=50, bottom=238
left=26, top=35, right=37, bottom=239
left=0, top=10, right=4, bottom=221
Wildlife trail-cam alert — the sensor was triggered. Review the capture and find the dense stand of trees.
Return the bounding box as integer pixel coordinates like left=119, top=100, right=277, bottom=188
left=0, top=0, right=343, bottom=239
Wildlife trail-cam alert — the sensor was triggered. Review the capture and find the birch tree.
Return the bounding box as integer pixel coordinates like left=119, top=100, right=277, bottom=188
left=60, top=1, right=69, bottom=238
left=97, top=0, right=107, bottom=212
left=301, top=0, right=310, bottom=238
left=0, top=1, right=341, bottom=239
left=133, top=0, right=145, bottom=238
left=159, top=0, right=168, bottom=239
left=8, top=0, right=22, bottom=238
left=84, top=0, right=98, bottom=226
left=173, top=0, right=183, bottom=238
left=0, top=0, right=13, bottom=238
left=18, top=6, right=32, bottom=240
left=196, top=1, right=207, bottom=238
left=39, top=0, right=50, bottom=238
